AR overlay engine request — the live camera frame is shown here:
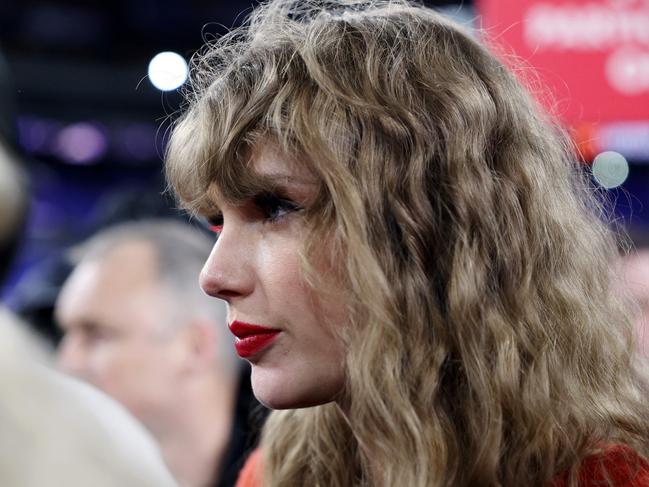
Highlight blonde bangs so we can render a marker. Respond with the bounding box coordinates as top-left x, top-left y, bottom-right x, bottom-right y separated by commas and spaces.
166, 30, 321, 211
